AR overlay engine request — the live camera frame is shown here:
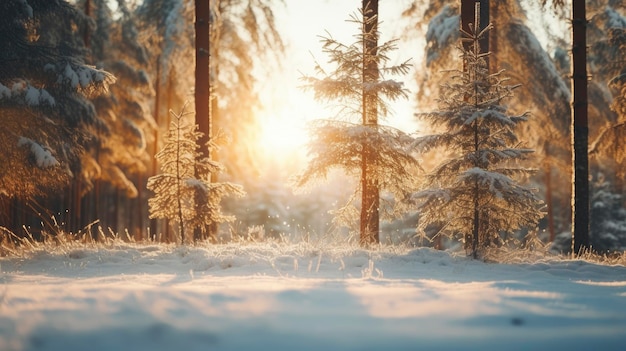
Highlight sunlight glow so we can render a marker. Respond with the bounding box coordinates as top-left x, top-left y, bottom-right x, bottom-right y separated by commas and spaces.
253, 0, 421, 171
258, 109, 308, 158
256, 86, 328, 166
